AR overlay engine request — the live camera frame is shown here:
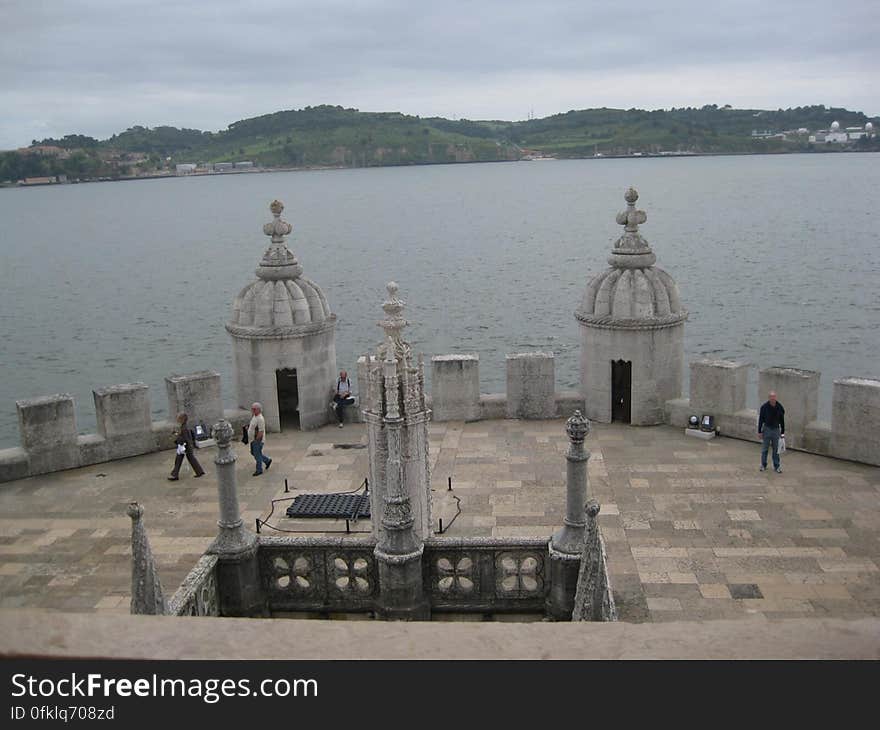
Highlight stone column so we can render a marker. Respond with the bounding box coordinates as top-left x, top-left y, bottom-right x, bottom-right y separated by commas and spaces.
374, 355, 429, 620
547, 410, 590, 620
207, 419, 263, 616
